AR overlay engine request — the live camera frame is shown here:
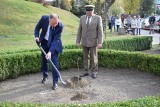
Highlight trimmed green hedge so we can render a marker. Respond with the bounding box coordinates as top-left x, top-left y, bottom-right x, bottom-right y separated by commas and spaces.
0, 96, 160, 107
0, 36, 152, 55
63, 36, 152, 51
0, 48, 39, 55
0, 51, 41, 80
0, 49, 160, 81
98, 50, 160, 74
